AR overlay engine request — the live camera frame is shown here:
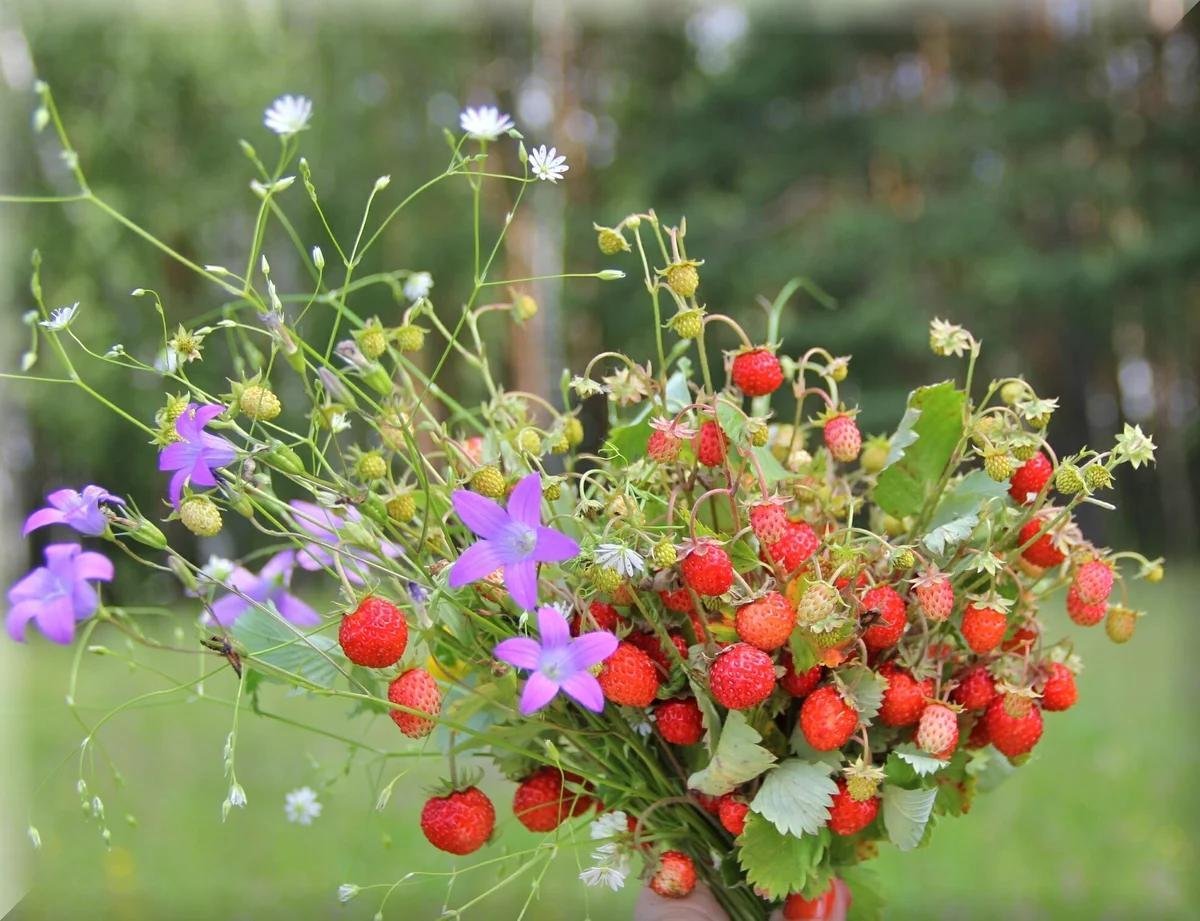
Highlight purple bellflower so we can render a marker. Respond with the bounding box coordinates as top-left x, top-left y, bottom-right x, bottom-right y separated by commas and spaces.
448, 473, 579, 610
23, 485, 121, 537
494, 606, 618, 714
207, 550, 320, 627
6, 543, 114, 644
158, 403, 238, 508
289, 500, 402, 584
